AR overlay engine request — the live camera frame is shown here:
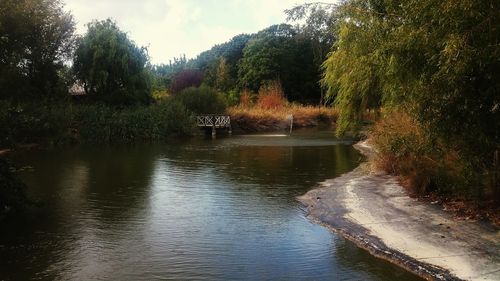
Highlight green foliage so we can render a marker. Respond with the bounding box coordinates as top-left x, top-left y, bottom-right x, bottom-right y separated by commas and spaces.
151, 55, 188, 92
324, 0, 500, 149
220, 89, 240, 107
174, 86, 227, 115
0, 158, 32, 219
0, 100, 195, 146
214, 58, 232, 92
193, 34, 251, 89
73, 19, 151, 106
0, 100, 73, 146
286, 2, 339, 104
74, 102, 194, 143
238, 24, 321, 103
155, 20, 335, 105
0, 0, 76, 99
152, 89, 170, 102
324, 0, 500, 201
